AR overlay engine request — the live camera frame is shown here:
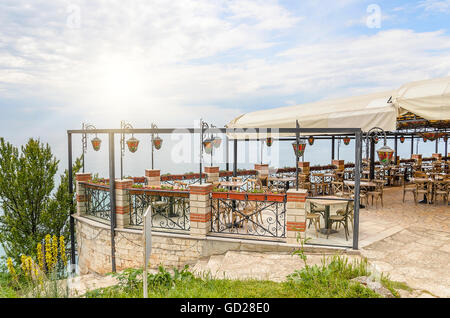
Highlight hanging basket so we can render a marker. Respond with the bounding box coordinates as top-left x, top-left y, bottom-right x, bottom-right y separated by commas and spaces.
213, 136, 222, 148
308, 136, 314, 146
399, 135, 405, 143
153, 136, 163, 150
127, 137, 140, 153
91, 137, 102, 151
203, 138, 213, 154
377, 145, 395, 166
292, 141, 306, 157
343, 137, 350, 145
266, 137, 273, 147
